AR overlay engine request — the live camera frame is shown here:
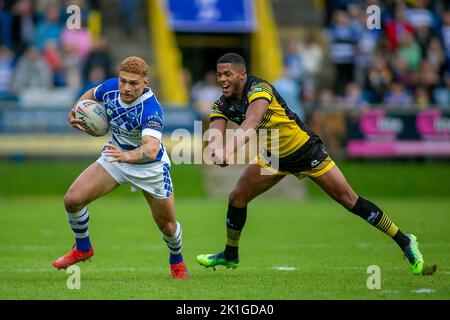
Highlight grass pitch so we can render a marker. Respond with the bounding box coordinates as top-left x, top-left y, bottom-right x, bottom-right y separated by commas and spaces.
0, 195, 448, 300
